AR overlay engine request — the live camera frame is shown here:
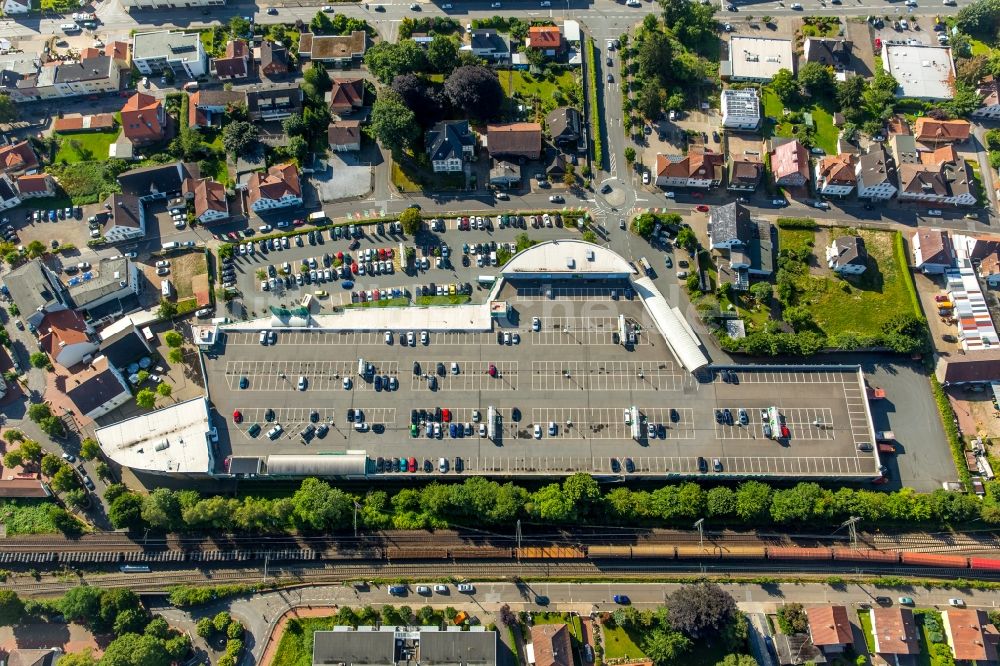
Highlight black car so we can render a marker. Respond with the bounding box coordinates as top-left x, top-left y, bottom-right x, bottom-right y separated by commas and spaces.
720, 369, 730, 383
301, 423, 316, 443
316, 423, 329, 439
374, 375, 383, 391
511, 407, 521, 421
434, 407, 442, 422
625, 458, 635, 473
715, 410, 724, 424
875, 596, 892, 606
310, 410, 319, 423
462, 255, 470, 267
656, 424, 666, 439
308, 230, 316, 245
698, 456, 708, 473
535, 595, 550, 606
670, 408, 679, 423
419, 409, 429, 423
413, 361, 421, 375
411, 409, 419, 424
437, 362, 446, 376
730, 371, 739, 385
611, 458, 621, 473
723, 409, 733, 425
391, 457, 400, 471
265, 408, 275, 422
455, 457, 464, 473
376, 457, 385, 473
424, 459, 432, 472
347, 408, 355, 422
